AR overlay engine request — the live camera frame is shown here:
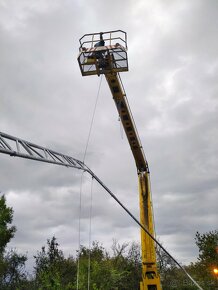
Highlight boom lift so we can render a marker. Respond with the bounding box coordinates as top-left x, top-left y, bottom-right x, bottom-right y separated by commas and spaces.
78, 30, 162, 290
